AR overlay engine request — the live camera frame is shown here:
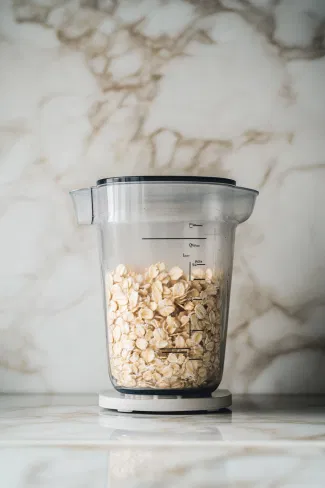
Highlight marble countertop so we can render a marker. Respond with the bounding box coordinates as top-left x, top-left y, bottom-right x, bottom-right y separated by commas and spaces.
1, 395, 325, 487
